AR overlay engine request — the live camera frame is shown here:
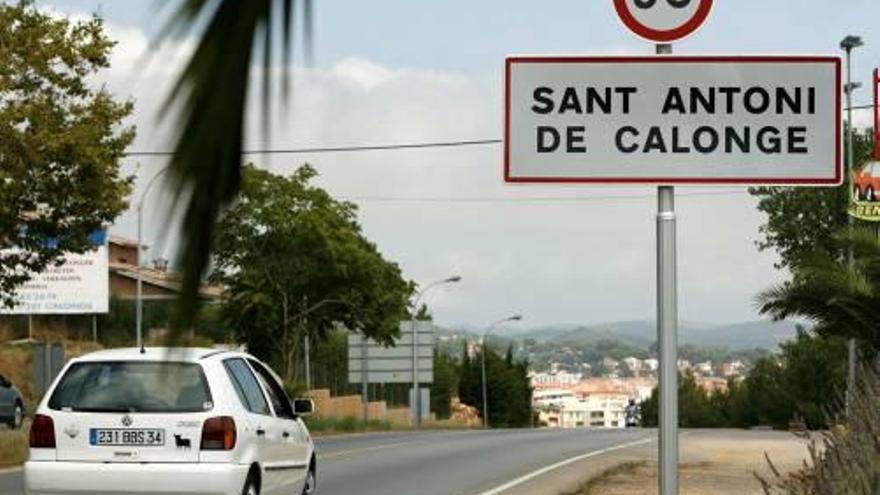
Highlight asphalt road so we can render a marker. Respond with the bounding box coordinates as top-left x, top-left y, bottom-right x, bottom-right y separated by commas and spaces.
0, 428, 653, 495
